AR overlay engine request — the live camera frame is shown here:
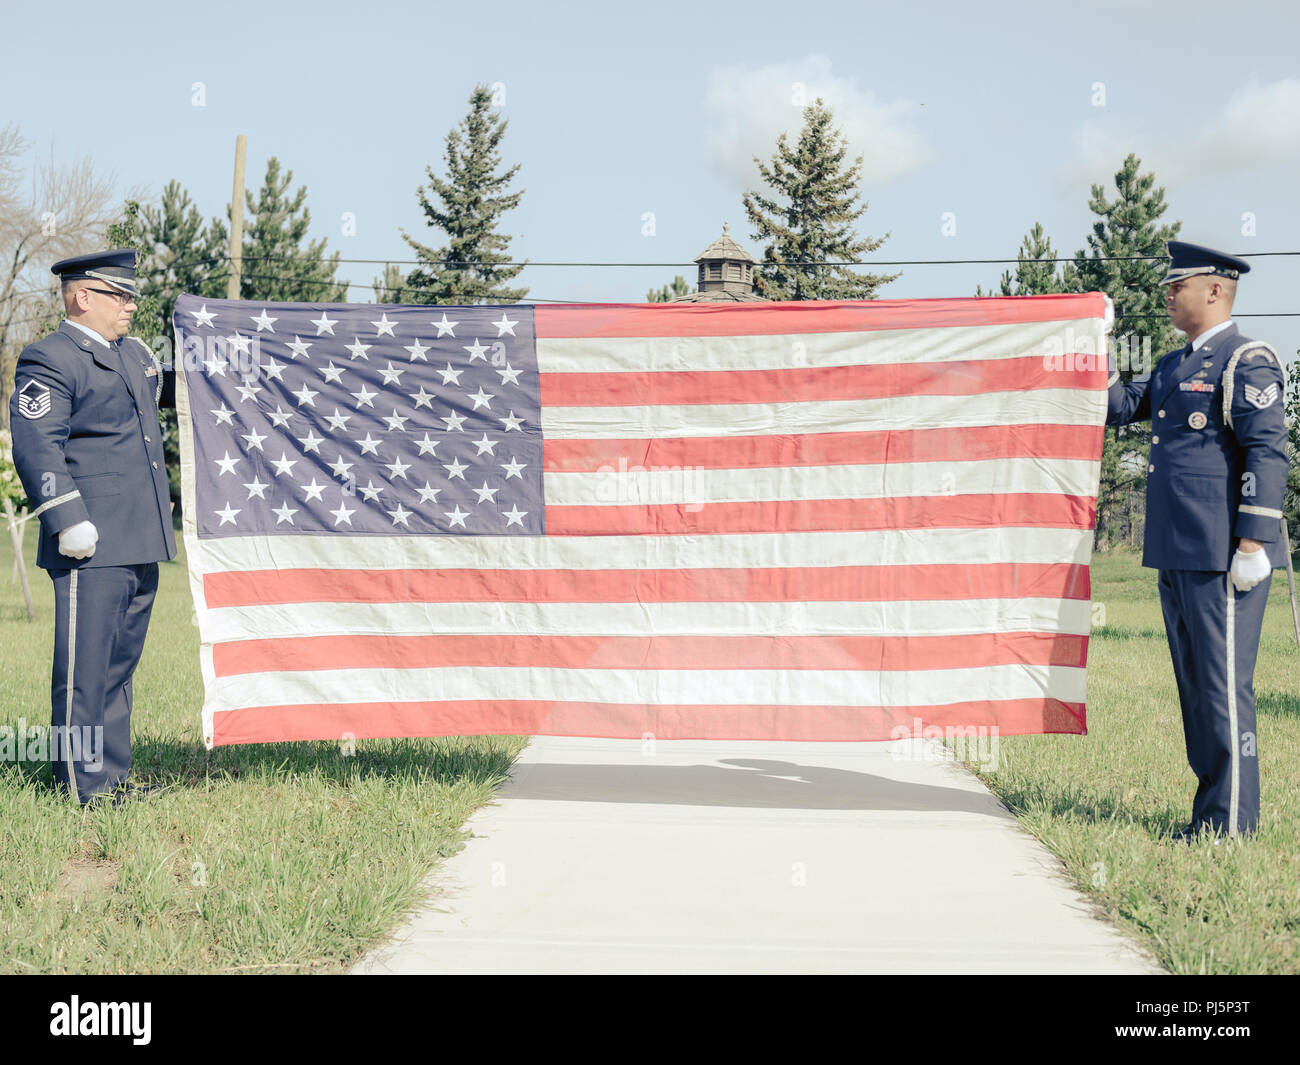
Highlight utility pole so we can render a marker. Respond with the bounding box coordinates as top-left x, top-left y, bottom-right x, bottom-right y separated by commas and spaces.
226, 135, 247, 300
